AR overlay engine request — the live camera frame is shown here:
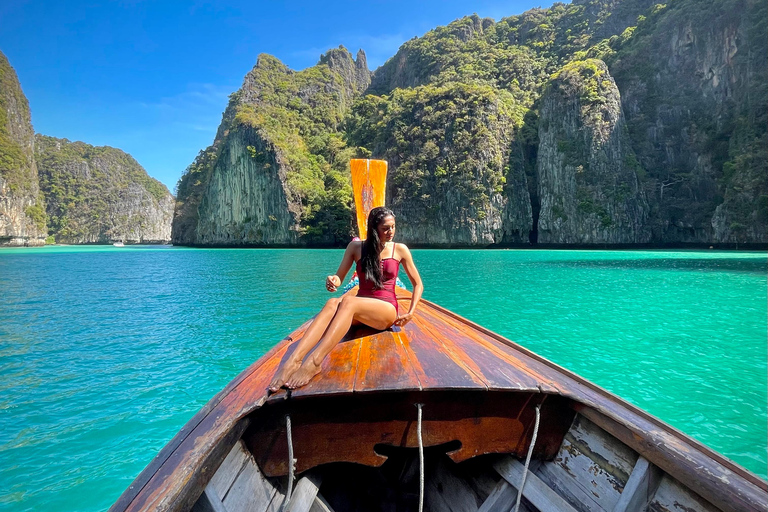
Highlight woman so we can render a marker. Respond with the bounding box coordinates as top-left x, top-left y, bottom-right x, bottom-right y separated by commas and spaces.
268, 207, 424, 391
